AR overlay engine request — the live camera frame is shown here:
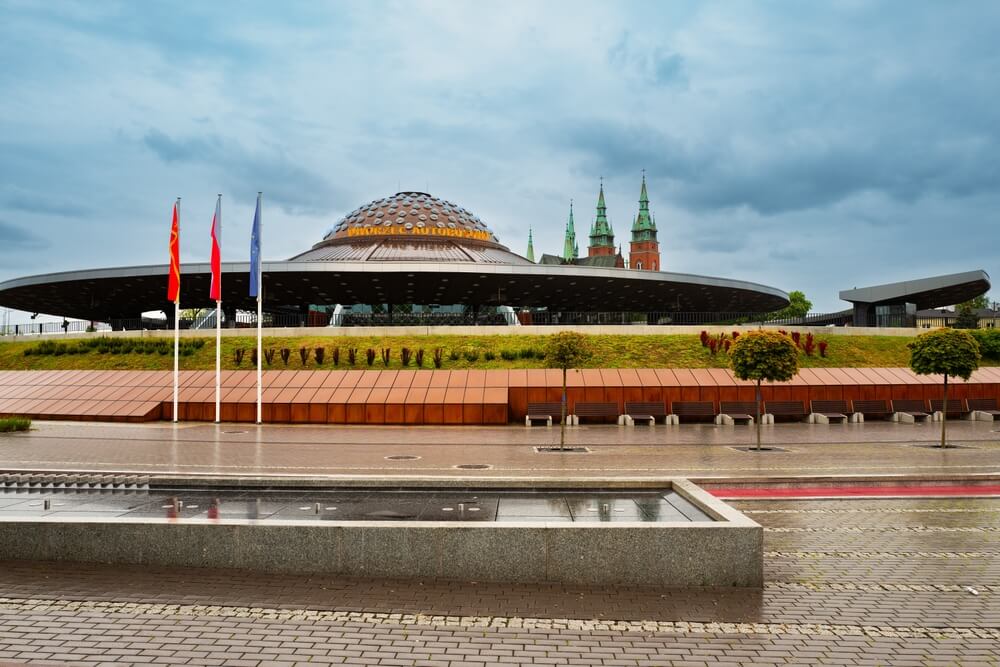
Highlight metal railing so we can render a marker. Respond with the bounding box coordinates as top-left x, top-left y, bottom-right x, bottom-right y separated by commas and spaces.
0, 310, 857, 335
